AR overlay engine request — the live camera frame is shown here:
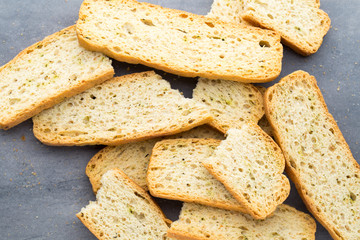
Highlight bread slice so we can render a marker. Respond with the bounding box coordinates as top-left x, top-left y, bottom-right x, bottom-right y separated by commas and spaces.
76, 0, 283, 83
241, 0, 331, 55
168, 203, 316, 240
33, 71, 212, 146
77, 169, 169, 239
0, 25, 114, 130
192, 78, 264, 133
147, 138, 247, 213
202, 124, 290, 219
86, 125, 224, 194
265, 70, 360, 240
